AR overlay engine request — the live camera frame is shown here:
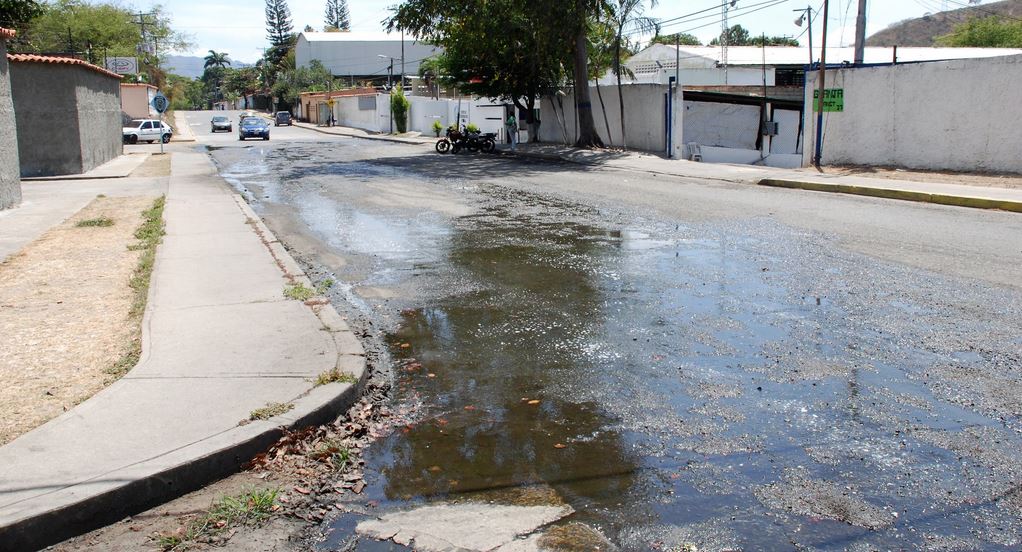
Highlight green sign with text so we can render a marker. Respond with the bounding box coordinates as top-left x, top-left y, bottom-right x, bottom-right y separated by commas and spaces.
813, 88, 844, 112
